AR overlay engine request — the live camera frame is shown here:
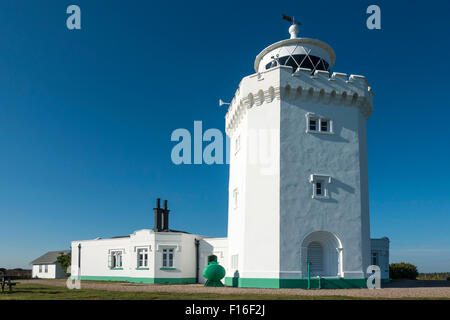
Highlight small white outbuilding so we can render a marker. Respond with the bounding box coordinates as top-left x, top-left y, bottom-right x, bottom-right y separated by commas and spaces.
30, 250, 70, 279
